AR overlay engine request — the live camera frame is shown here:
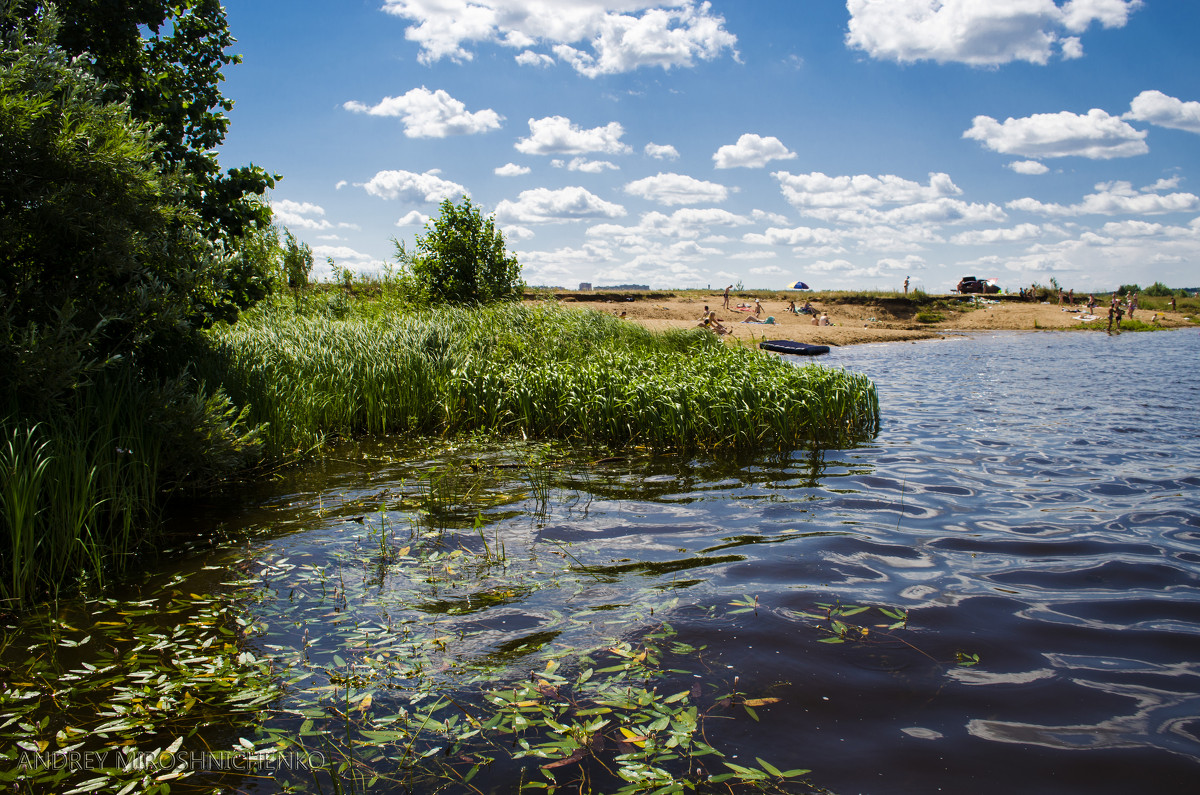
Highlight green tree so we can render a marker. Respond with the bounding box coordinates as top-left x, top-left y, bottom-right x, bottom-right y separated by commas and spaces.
282, 230, 314, 289
0, 11, 225, 409
398, 196, 523, 304
1, 0, 279, 320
